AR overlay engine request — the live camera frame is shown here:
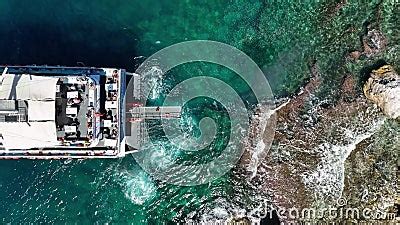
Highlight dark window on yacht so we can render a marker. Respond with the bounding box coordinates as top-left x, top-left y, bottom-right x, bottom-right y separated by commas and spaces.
4, 115, 18, 122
